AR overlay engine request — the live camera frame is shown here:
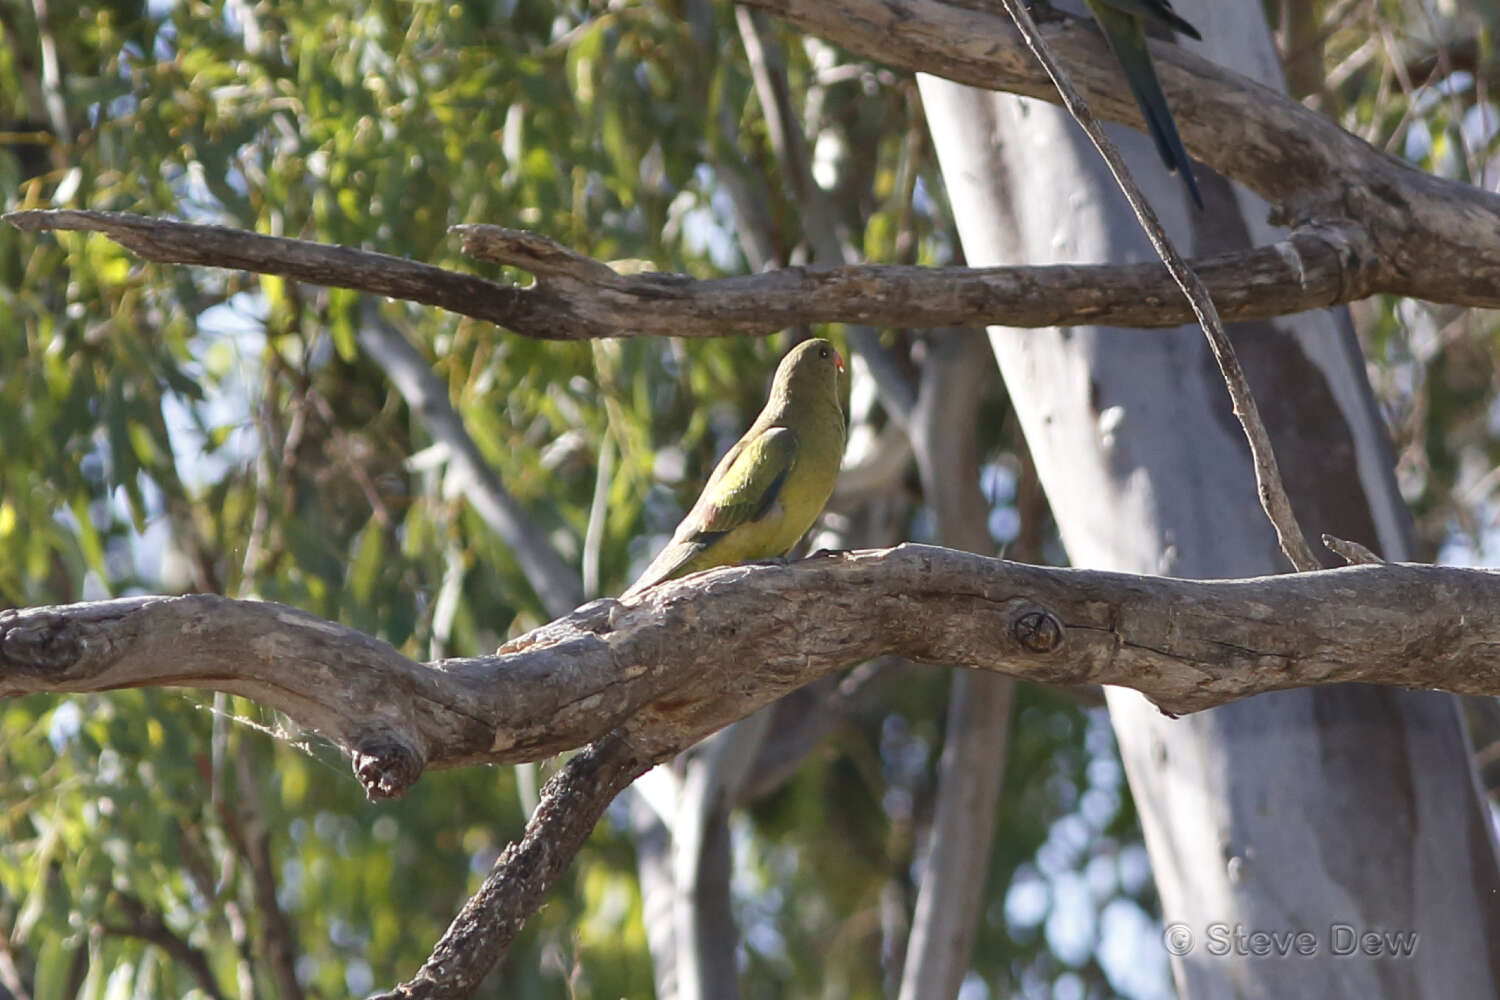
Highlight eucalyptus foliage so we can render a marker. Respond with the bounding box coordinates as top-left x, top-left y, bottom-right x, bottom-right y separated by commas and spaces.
1, 1, 1494, 998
